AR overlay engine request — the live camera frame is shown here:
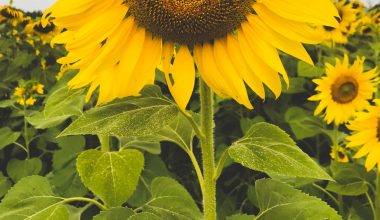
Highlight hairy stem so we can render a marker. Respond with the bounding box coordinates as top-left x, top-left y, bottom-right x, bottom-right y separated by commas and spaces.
199, 79, 216, 220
